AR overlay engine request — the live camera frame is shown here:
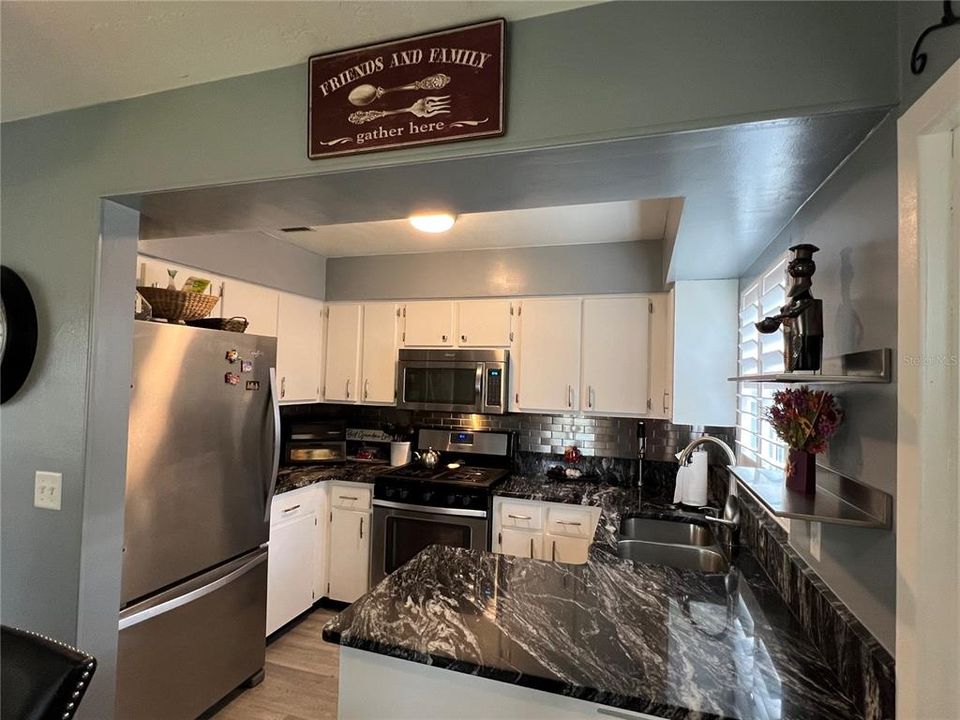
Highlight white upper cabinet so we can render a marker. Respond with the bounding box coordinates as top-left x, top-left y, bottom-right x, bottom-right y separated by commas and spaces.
647, 291, 674, 419
672, 280, 738, 426
581, 297, 650, 416
276, 293, 323, 404
516, 298, 582, 413
361, 303, 398, 404
221, 279, 279, 336
323, 303, 362, 403
401, 301, 455, 347
456, 300, 513, 347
